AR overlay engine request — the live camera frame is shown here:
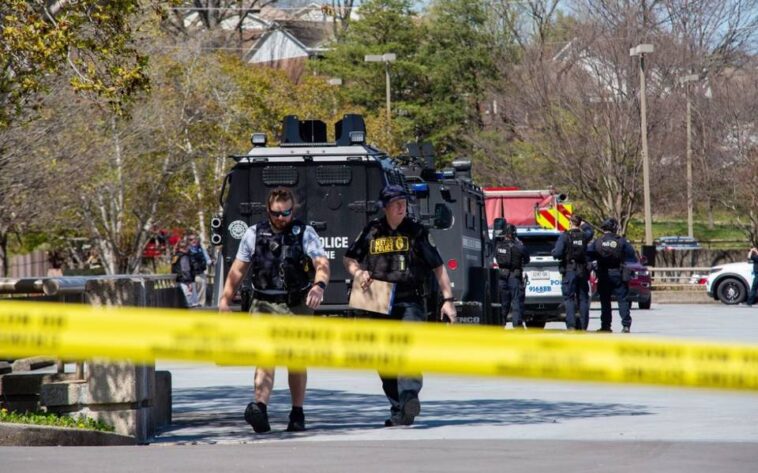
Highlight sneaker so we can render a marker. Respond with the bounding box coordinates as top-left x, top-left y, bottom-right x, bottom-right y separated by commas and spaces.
622, 326, 631, 333
286, 408, 306, 432
596, 327, 612, 333
244, 402, 271, 433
